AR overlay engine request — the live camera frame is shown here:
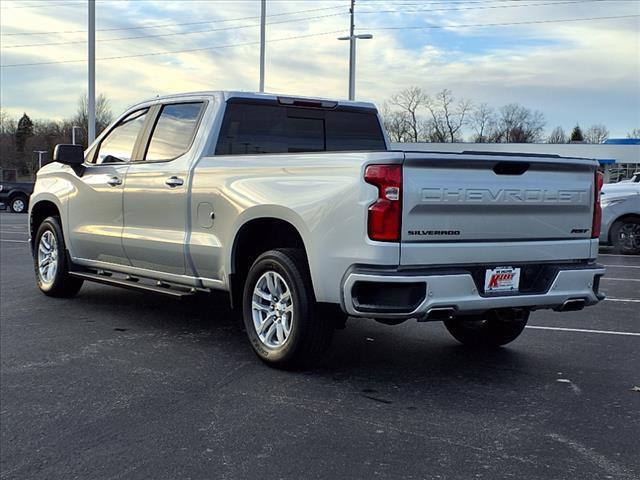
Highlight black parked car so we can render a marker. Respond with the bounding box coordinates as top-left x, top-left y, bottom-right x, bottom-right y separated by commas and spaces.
0, 182, 34, 213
